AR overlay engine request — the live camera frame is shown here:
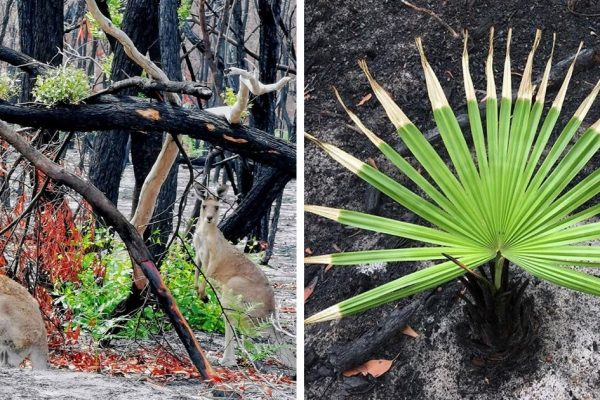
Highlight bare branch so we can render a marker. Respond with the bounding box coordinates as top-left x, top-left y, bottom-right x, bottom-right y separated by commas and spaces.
88, 77, 212, 100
